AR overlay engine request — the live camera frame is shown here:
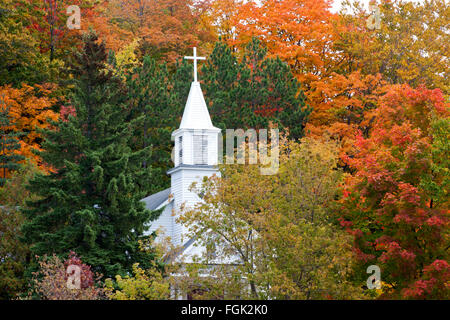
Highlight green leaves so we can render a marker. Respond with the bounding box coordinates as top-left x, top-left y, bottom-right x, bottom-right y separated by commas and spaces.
0, 98, 24, 185
424, 117, 450, 208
